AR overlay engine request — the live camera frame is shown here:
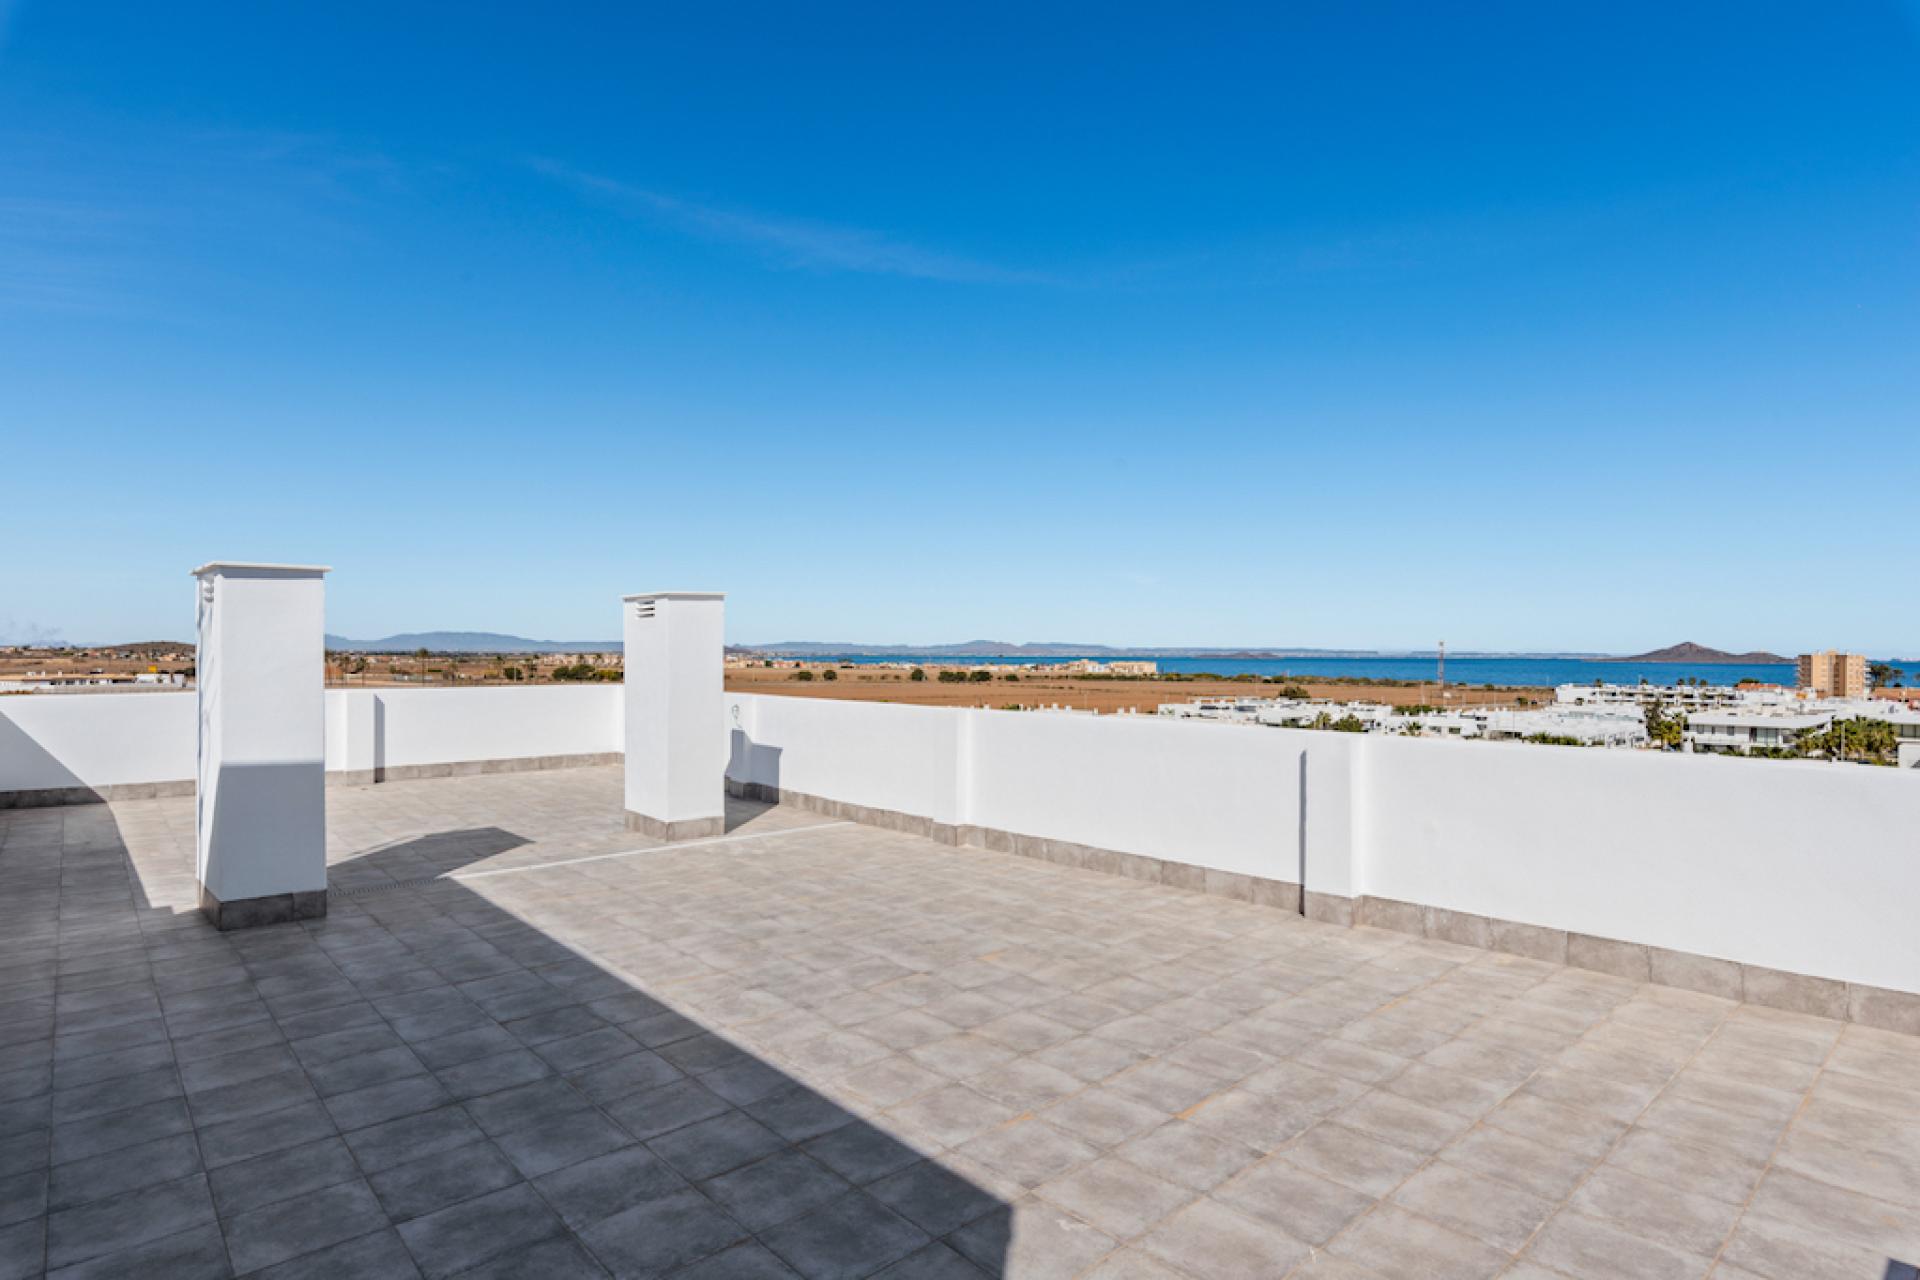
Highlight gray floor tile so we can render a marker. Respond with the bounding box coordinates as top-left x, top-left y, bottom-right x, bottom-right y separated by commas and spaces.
342, 1104, 484, 1174
1138, 1197, 1311, 1280
649, 1111, 786, 1181
47, 1135, 200, 1219
802, 1120, 928, 1185
397, 1182, 566, 1280
207, 1136, 361, 1218
1212, 1156, 1375, 1246
368, 1140, 522, 1222
606, 1078, 733, 1142
0, 1214, 40, 1280
700, 1151, 852, 1232
222, 1177, 387, 1274
324, 1074, 451, 1131
199, 1100, 337, 1169
51, 1096, 192, 1164
11, 769, 1918, 1280
670, 1241, 802, 1279
760, 1189, 930, 1280
455, 1233, 608, 1279
867, 1159, 1002, 1237
248, 1227, 422, 1280
45, 1172, 216, 1270
305, 1045, 428, 1098
493, 1108, 632, 1178
1037, 1155, 1193, 1239
463, 1077, 592, 1137
435, 1048, 552, 1099
40, 1221, 228, 1280
577, 1187, 746, 1277
531, 1145, 689, 1231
